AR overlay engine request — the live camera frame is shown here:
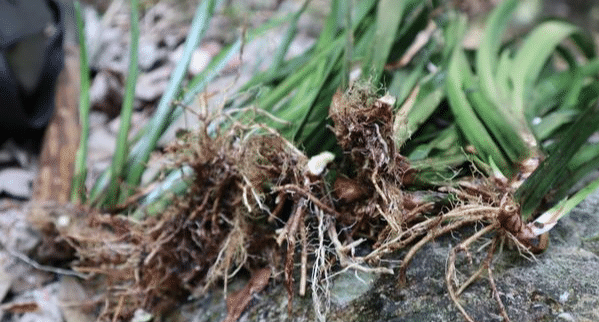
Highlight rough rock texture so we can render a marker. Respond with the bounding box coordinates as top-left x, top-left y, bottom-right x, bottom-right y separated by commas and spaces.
179, 190, 599, 322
